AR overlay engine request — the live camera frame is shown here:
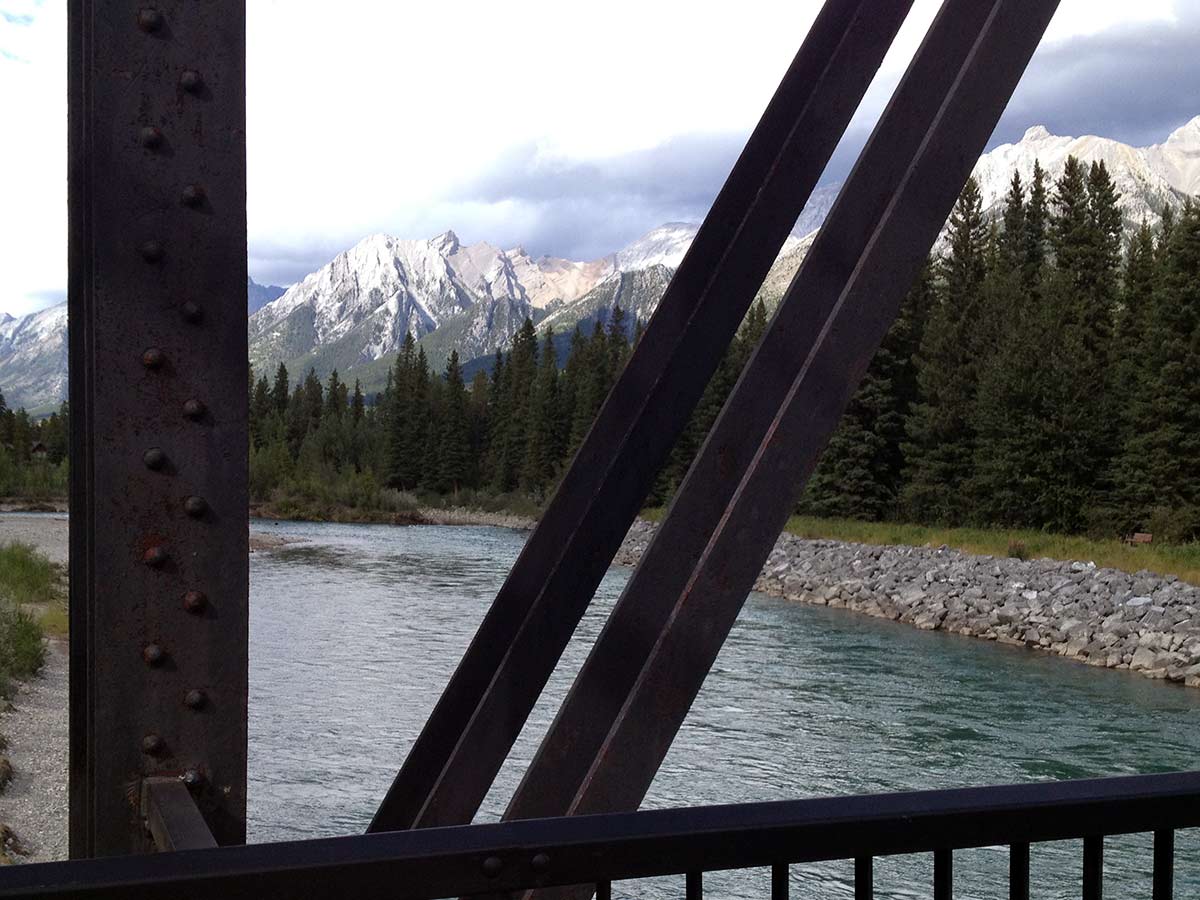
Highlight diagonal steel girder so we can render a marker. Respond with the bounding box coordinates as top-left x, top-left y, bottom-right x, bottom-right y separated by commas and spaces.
504, 0, 1063, 834
368, 0, 915, 832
